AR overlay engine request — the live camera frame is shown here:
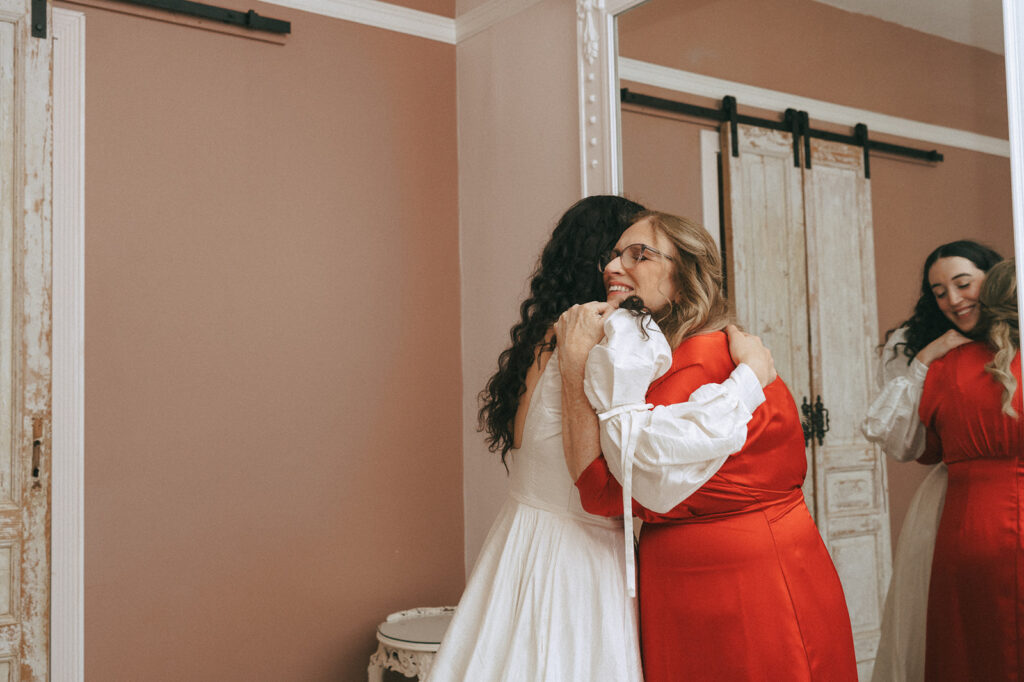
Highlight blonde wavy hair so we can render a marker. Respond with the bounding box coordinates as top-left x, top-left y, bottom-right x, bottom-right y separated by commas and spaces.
634, 210, 731, 347
978, 259, 1020, 418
